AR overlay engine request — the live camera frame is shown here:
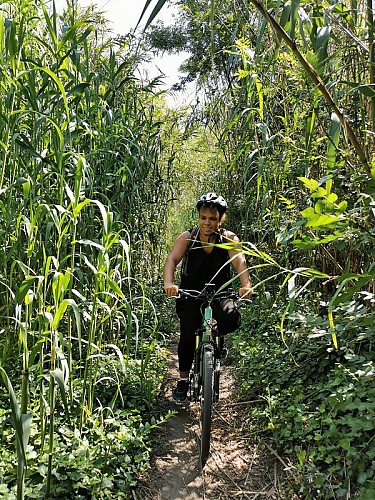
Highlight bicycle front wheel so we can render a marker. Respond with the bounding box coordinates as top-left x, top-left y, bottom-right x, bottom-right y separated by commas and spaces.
200, 348, 213, 466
